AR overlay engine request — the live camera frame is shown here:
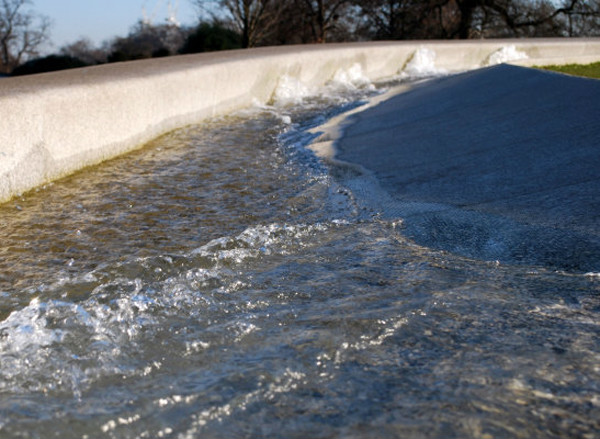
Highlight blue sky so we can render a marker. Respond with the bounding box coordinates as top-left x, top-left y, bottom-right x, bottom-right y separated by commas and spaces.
34, 0, 201, 51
